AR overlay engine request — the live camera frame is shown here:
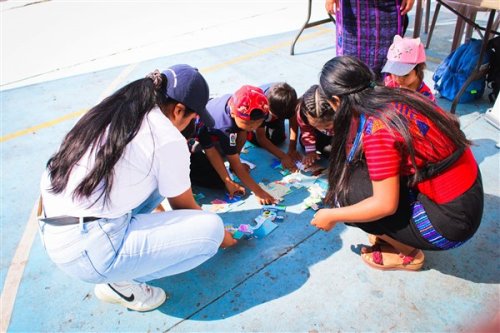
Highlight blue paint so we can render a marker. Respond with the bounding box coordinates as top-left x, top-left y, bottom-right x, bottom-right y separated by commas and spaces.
3, 21, 499, 333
